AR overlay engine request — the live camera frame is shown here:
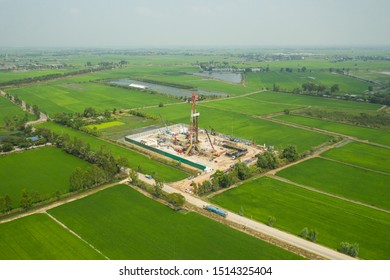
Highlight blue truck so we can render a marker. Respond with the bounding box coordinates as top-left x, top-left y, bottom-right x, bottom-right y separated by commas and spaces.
203, 205, 228, 218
